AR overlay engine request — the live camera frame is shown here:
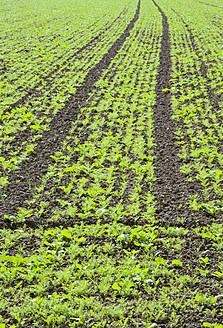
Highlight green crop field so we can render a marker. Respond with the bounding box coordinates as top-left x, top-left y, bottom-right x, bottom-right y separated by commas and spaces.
0, 0, 223, 326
